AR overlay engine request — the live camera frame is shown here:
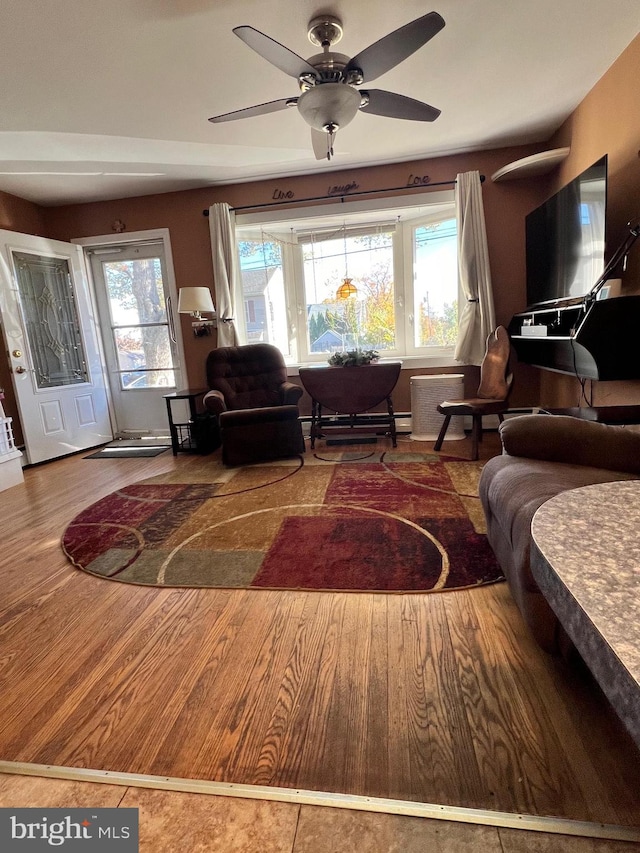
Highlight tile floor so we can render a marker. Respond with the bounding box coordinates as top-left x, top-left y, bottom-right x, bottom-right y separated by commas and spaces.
0, 773, 636, 852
